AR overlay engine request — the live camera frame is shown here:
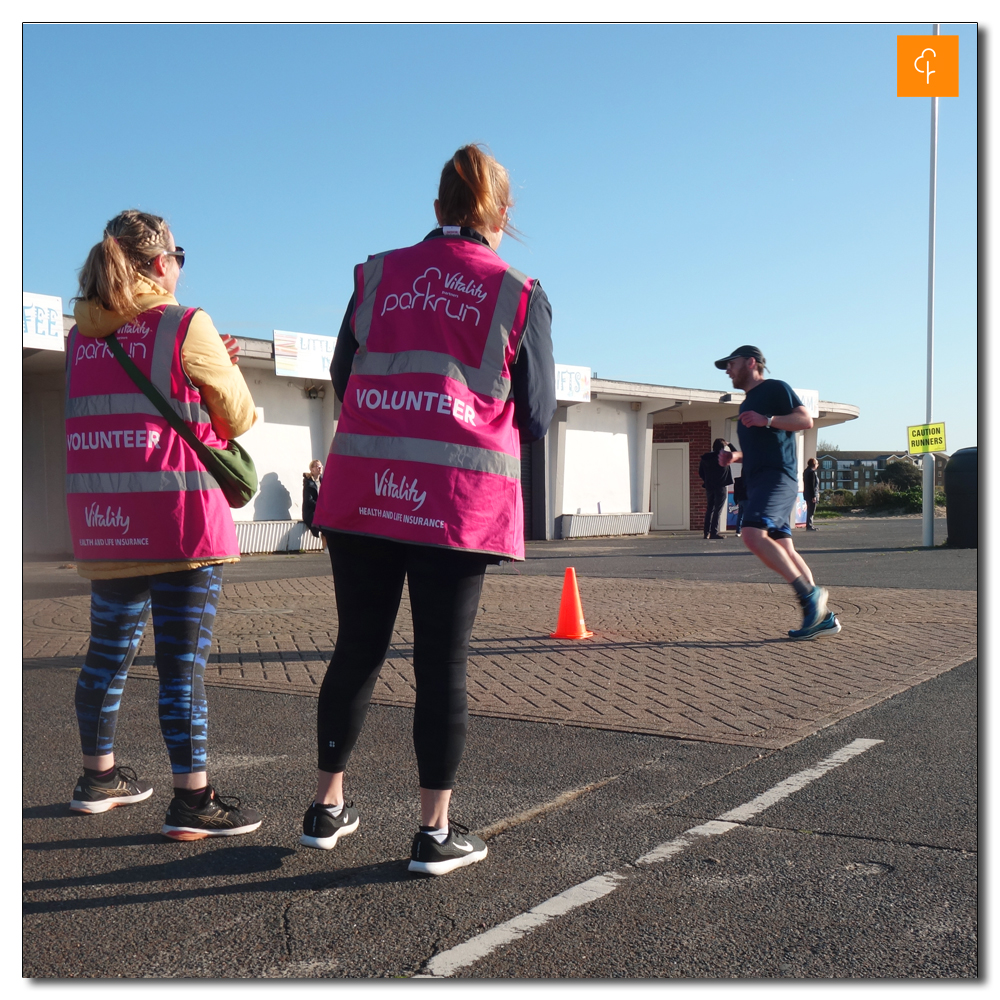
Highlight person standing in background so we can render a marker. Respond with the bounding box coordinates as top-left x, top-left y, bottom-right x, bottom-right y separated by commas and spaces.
803, 457, 820, 530
302, 459, 326, 551
733, 473, 747, 537
698, 438, 734, 539
65, 209, 263, 840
